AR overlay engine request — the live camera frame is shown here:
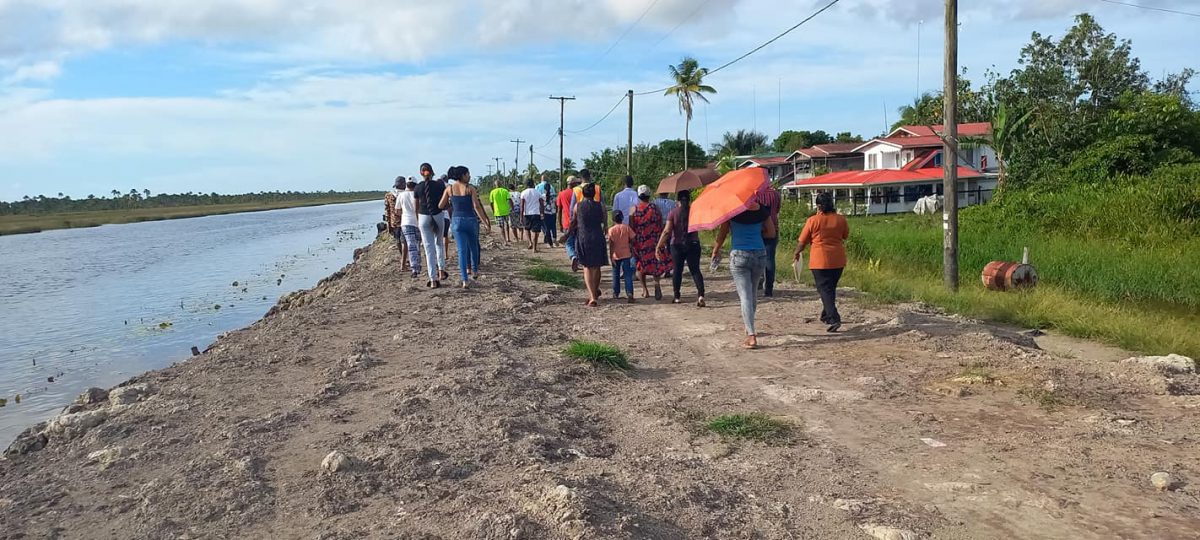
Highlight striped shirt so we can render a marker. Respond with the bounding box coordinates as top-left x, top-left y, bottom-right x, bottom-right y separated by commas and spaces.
758, 187, 782, 238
